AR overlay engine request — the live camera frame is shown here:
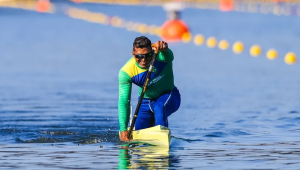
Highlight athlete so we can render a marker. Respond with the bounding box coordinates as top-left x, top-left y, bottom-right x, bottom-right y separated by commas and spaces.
118, 36, 181, 141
